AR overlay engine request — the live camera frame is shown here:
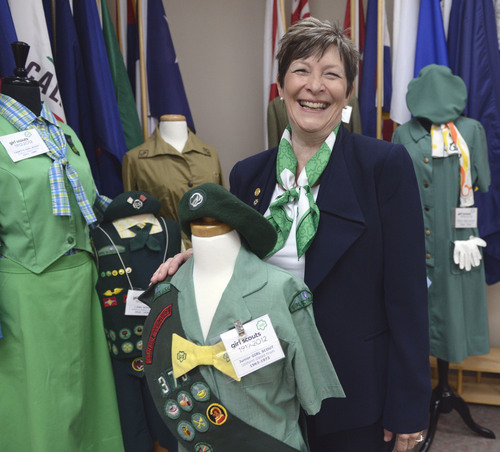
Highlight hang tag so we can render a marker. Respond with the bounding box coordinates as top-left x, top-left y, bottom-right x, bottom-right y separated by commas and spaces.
0, 129, 50, 162
124, 289, 150, 316
342, 105, 352, 124
453, 207, 477, 229
220, 314, 284, 379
